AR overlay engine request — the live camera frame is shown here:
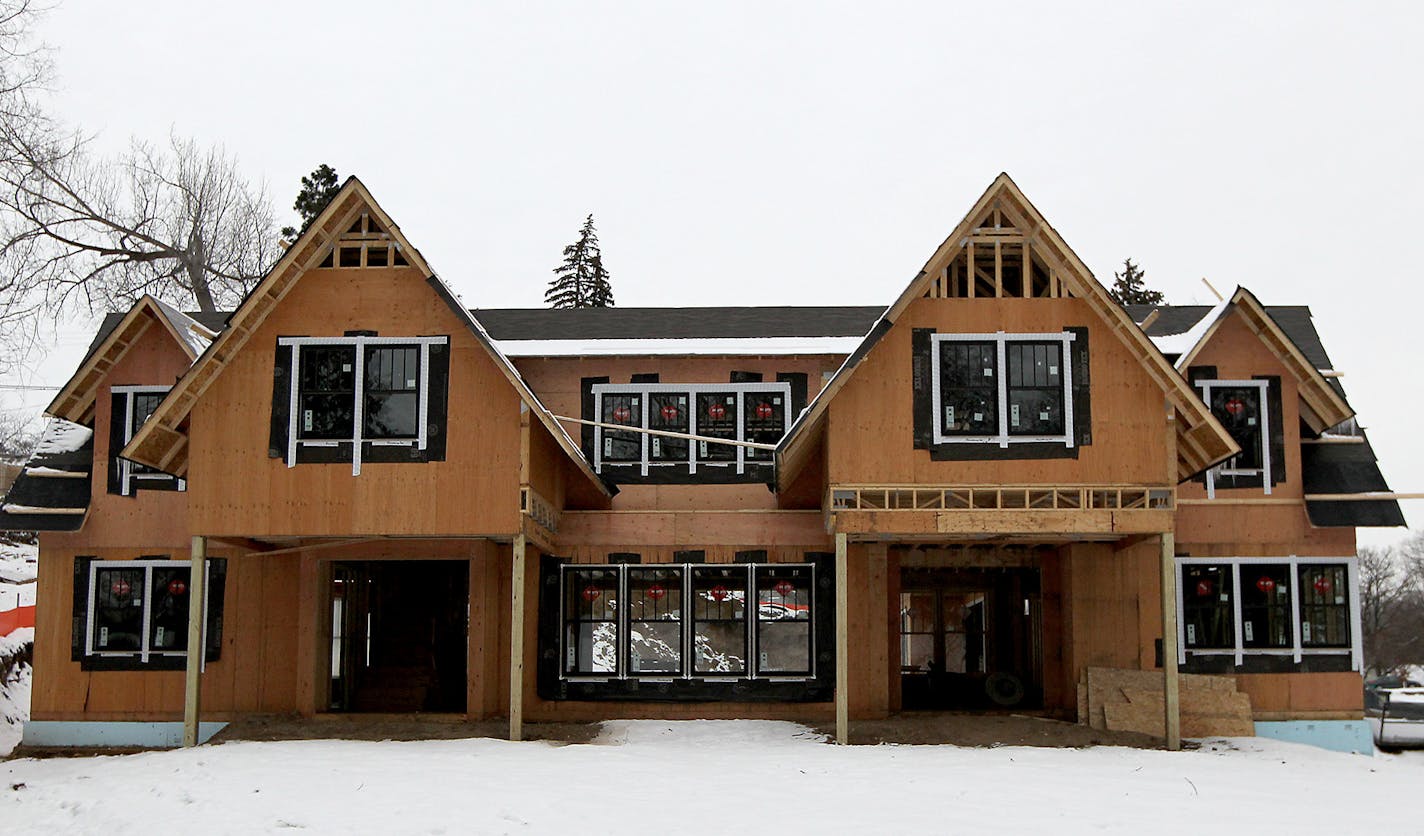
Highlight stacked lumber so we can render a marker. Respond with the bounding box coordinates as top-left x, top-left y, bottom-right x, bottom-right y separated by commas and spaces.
1078, 667, 1254, 738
